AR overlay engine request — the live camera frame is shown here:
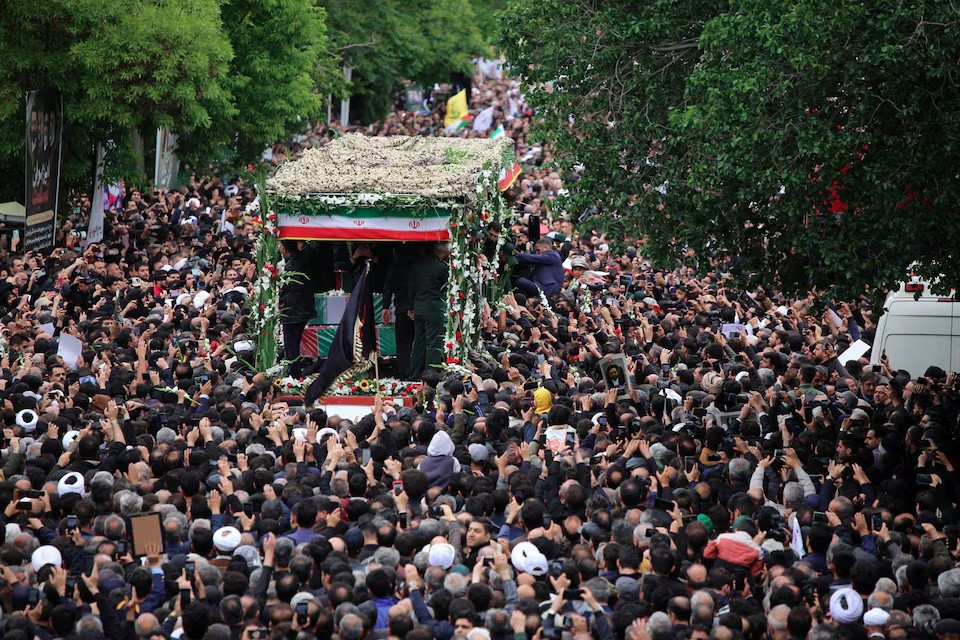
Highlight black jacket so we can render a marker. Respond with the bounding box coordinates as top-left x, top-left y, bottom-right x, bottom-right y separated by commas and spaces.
279, 247, 317, 325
